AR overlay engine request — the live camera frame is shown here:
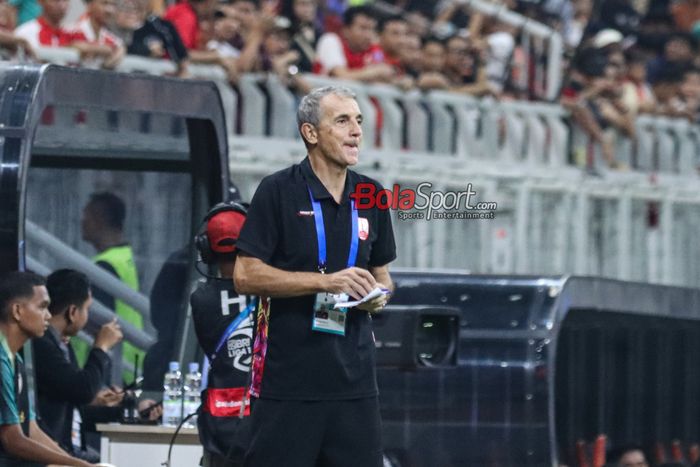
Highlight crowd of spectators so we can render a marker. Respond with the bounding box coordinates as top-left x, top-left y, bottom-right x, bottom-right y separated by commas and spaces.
0, 0, 699, 166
